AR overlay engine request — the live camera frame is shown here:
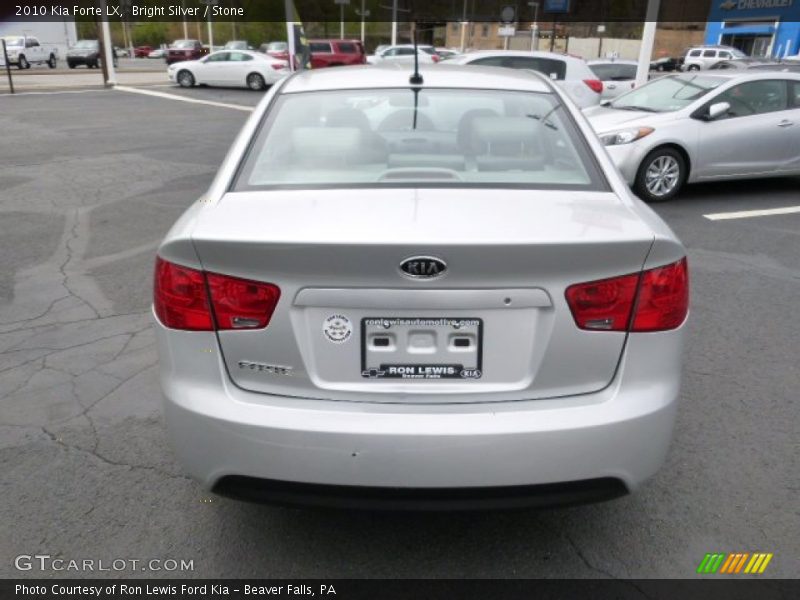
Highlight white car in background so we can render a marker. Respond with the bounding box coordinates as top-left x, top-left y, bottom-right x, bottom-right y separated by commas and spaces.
168, 50, 289, 90
367, 44, 440, 65
588, 59, 639, 100
683, 45, 746, 71
445, 50, 602, 108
